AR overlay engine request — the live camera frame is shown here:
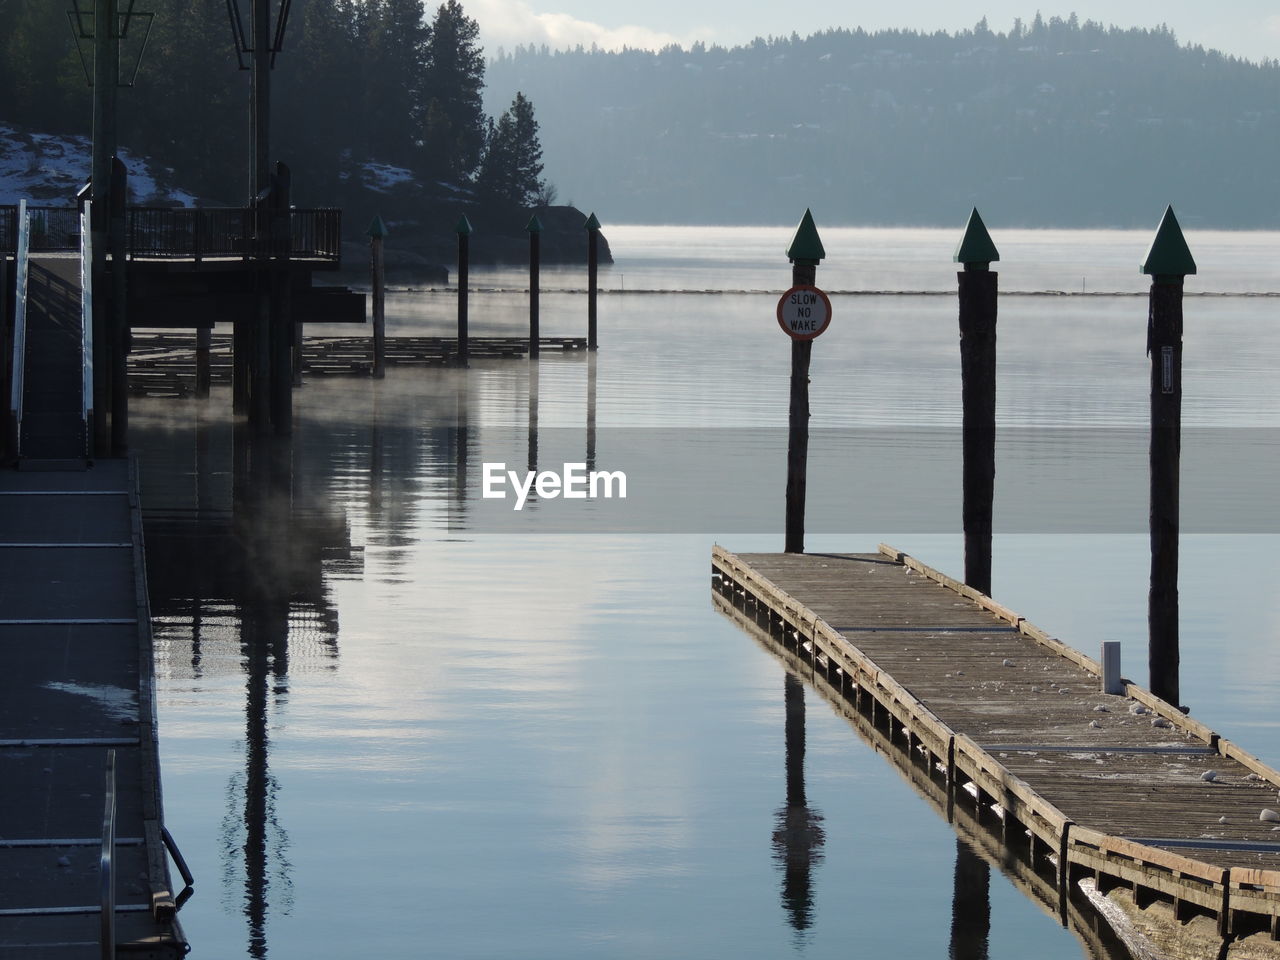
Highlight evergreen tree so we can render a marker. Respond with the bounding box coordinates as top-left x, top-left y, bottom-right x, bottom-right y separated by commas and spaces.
361, 0, 429, 165
477, 92, 544, 205
420, 0, 485, 183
